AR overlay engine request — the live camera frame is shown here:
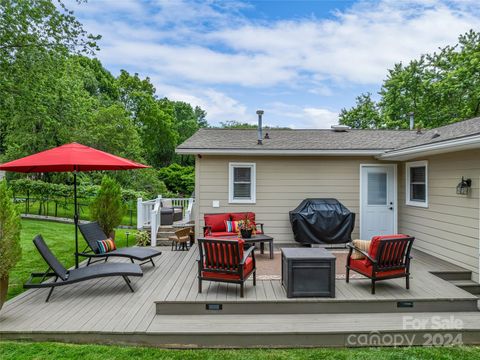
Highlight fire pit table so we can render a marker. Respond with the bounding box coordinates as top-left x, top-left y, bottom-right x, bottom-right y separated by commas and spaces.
281, 247, 336, 298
